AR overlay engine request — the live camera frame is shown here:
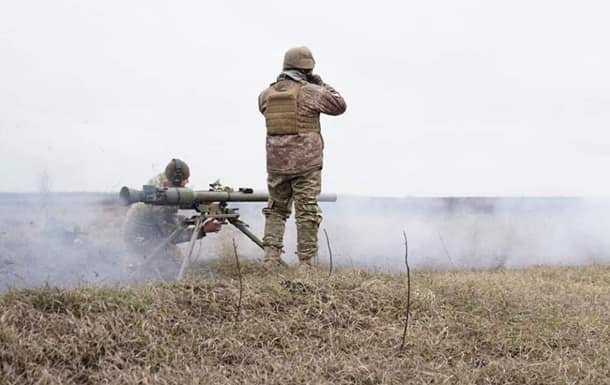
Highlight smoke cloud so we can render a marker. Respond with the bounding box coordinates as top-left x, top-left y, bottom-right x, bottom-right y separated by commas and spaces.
1, 193, 608, 293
